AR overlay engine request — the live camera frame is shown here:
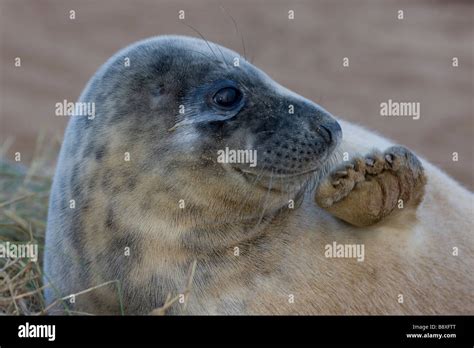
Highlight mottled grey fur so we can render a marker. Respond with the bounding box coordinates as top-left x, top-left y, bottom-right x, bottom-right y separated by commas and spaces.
44, 36, 341, 314
44, 36, 472, 315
